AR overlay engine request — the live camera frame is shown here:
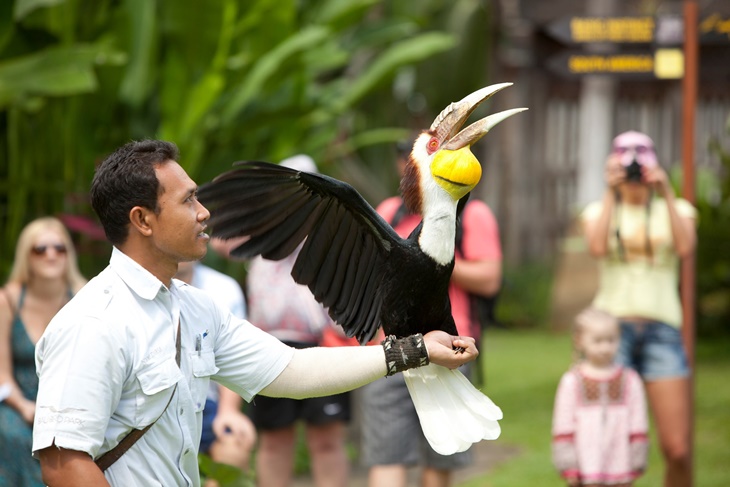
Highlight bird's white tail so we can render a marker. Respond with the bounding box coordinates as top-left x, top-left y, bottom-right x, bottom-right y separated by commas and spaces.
403, 363, 502, 455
